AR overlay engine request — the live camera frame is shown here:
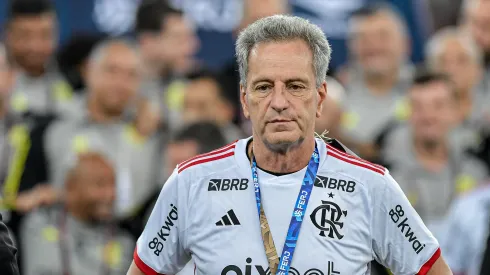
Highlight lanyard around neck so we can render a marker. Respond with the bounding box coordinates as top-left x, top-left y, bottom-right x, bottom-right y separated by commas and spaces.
250, 142, 320, 274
